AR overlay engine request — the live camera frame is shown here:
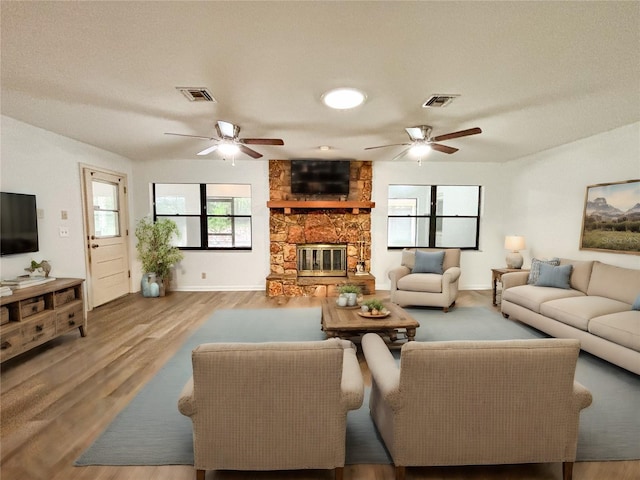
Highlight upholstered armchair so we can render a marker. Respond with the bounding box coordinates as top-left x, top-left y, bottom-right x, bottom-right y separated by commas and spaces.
361, 333, 592, 480
178, 339, 364, 480
388, 248, 461, 312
